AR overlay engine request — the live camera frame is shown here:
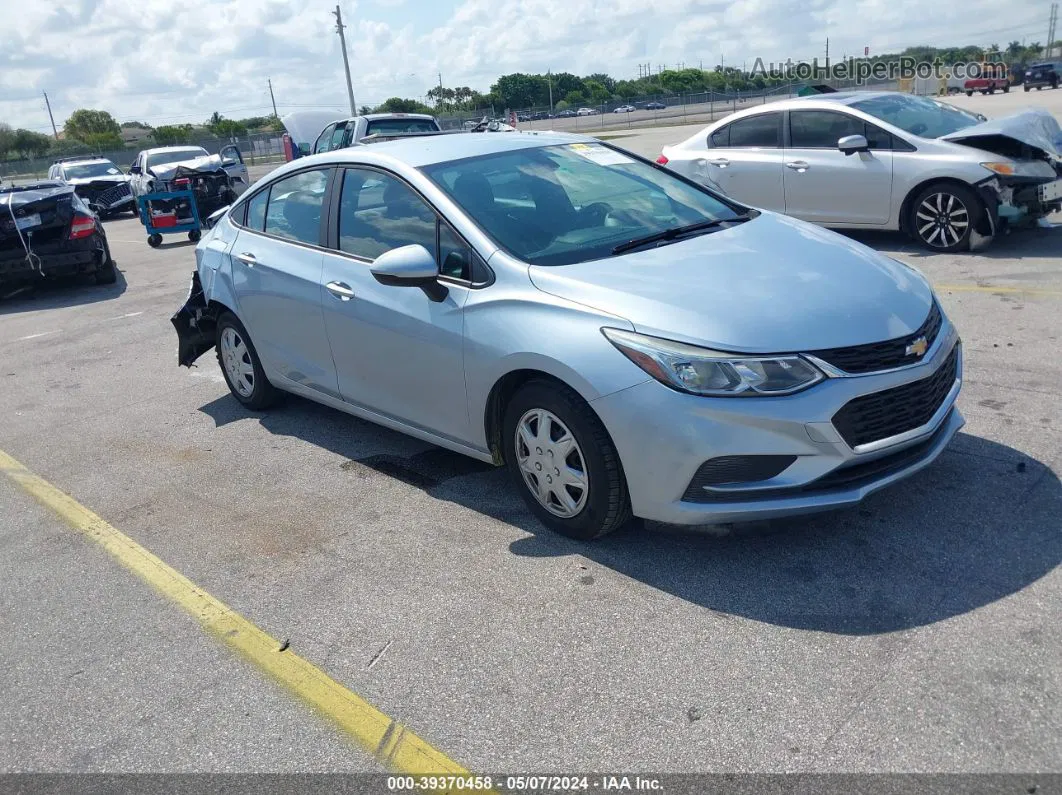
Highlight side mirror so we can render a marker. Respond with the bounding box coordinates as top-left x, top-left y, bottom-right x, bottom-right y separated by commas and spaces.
838, 134, 869, 155
128, 164, 141, 174
370, 244, 448, 302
